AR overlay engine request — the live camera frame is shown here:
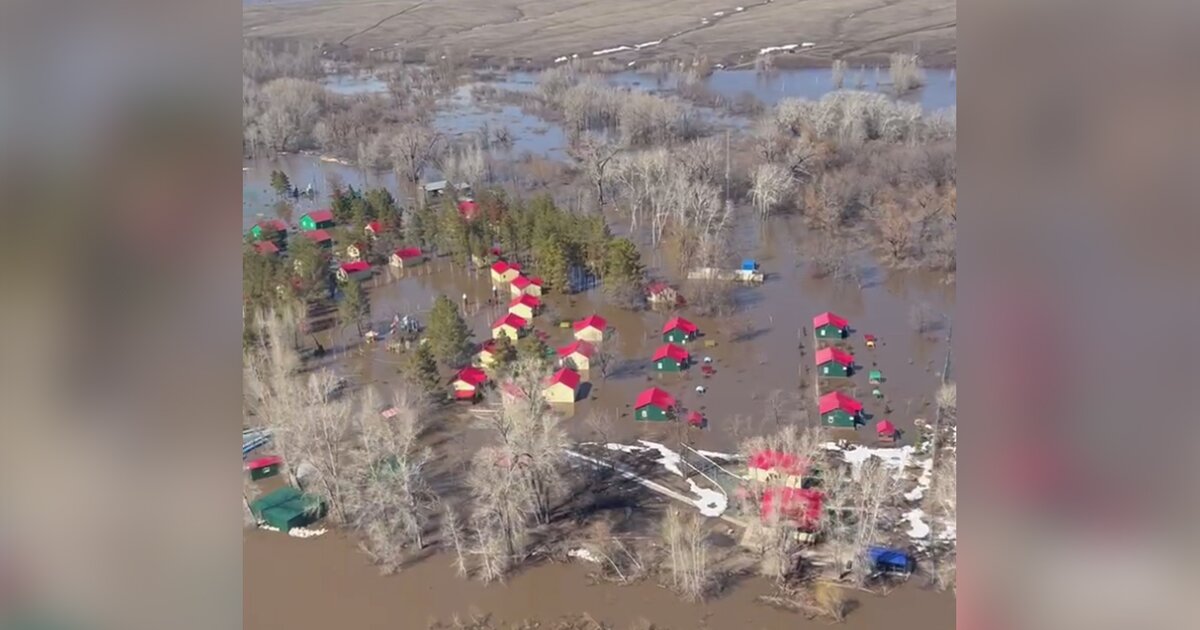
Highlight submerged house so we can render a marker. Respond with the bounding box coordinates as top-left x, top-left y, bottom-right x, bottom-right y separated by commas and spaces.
813, 312, 849, 339
249, 219, 288, 243
507, 293, 542, 321
818, 391, 863, 428
634, 387, 677, 421
557, 340, 595, 372
542, 368, 581, 405
336, 261, 372, 283
490, 260, 522, 284
573, 315, 607, 344
253, 240, 280, 256
652, 343, 690, 372
452, 367, 489, 402
302, 229, 333, 249
662, 316, 699, 344
299, 209, 335, 232
491, 313, 528, 340
510, 275, 545, 298
389, 247, 425, 268
645, 281, 682, 306
815, 347, 855, 378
